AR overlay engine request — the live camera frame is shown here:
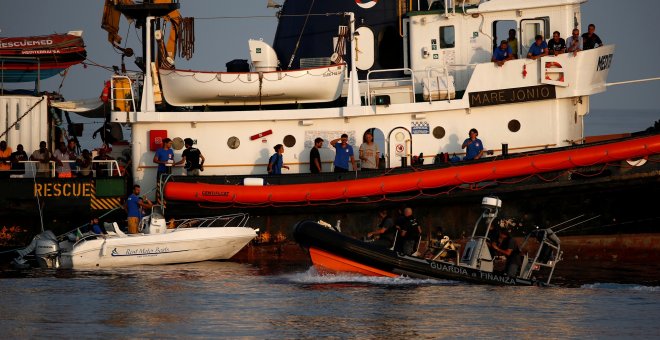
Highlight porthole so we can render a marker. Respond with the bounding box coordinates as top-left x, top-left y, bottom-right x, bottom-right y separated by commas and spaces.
171, 137, 184, 150
227, 136, 240, 149
432, 126, 446, 139
508, 119, 521, 132
283, 135, 296, 148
